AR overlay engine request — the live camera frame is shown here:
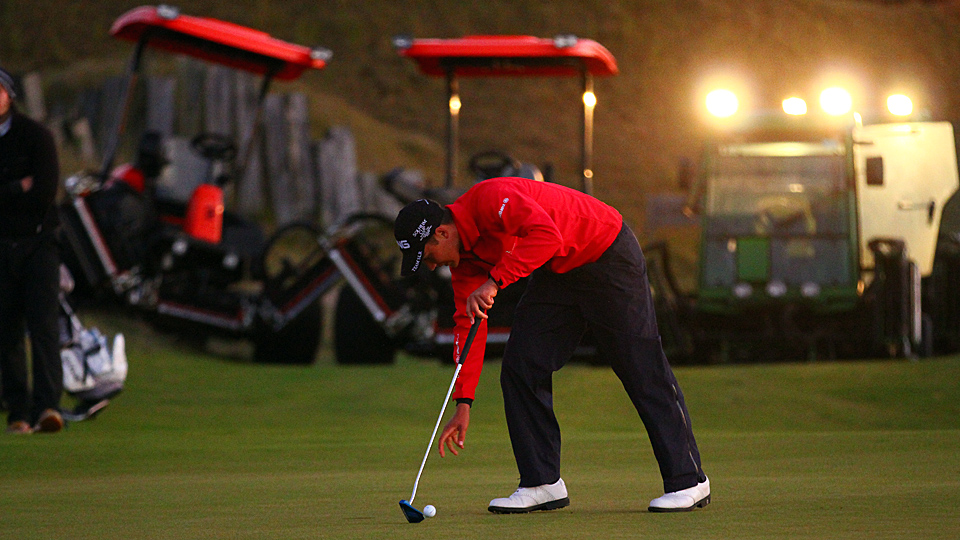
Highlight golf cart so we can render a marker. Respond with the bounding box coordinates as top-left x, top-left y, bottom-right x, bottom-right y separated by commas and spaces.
330, 34, 618, 364
58, 5, 337, 364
